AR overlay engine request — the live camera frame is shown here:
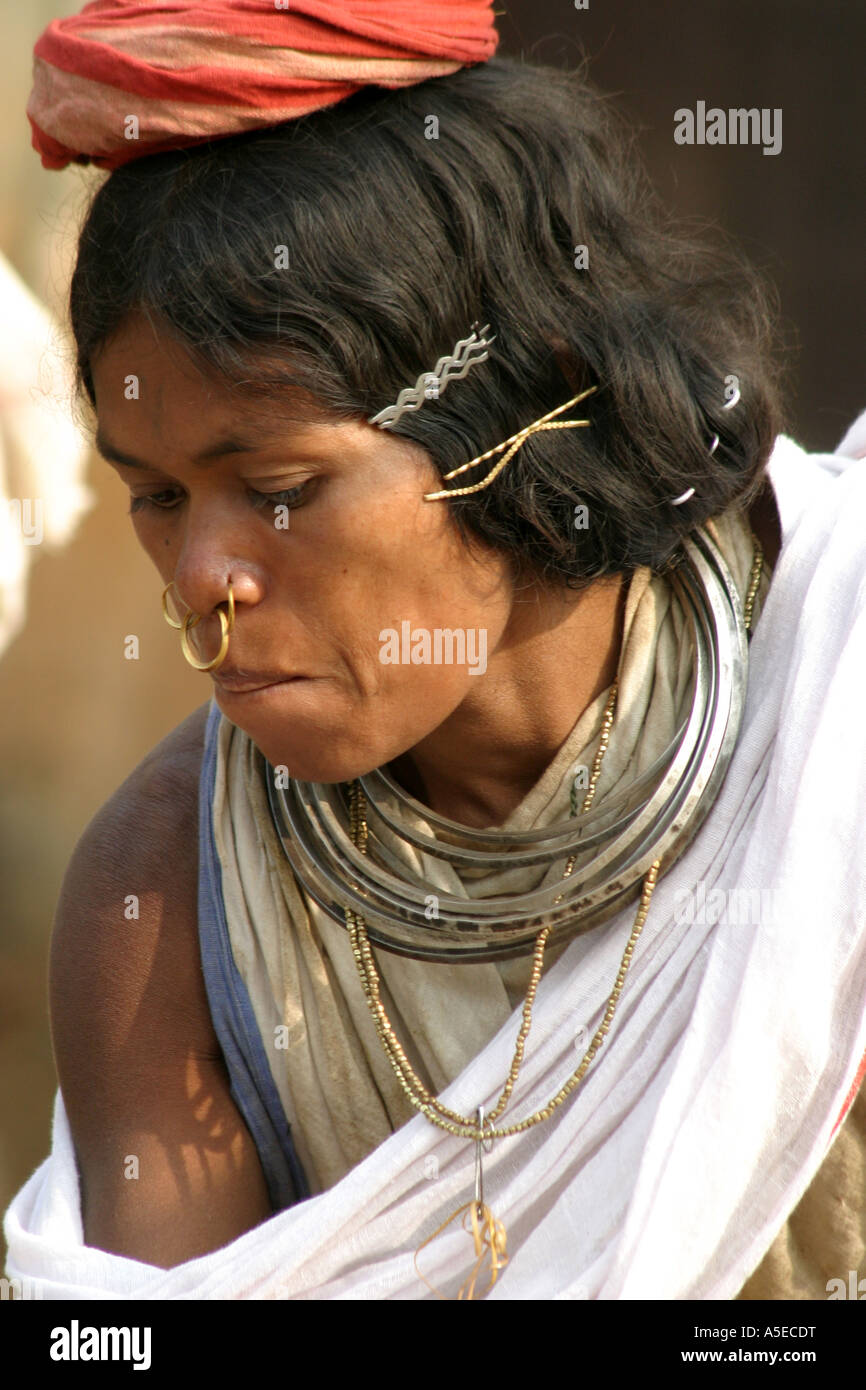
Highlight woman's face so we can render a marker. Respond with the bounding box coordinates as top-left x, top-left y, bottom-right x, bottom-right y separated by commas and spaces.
90, 312, 515, 781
